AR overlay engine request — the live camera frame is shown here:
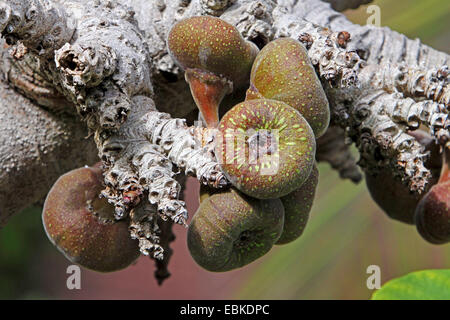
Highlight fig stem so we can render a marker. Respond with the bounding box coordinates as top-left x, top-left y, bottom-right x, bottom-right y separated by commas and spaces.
185, 68, 232, 128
